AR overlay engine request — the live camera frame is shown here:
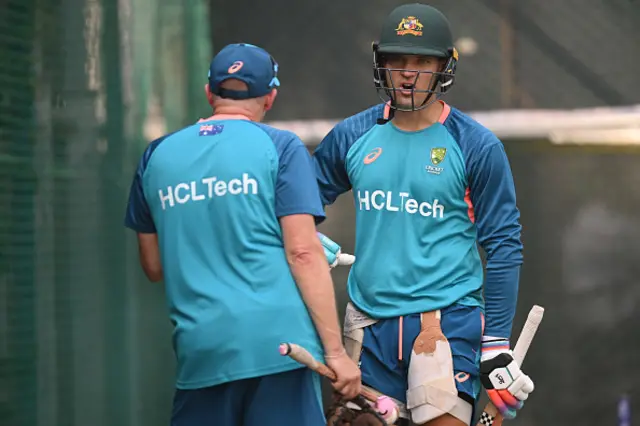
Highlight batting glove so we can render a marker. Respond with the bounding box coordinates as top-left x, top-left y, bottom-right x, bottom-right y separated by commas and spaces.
480, 337, 535, 420
317, 232, 355, 269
